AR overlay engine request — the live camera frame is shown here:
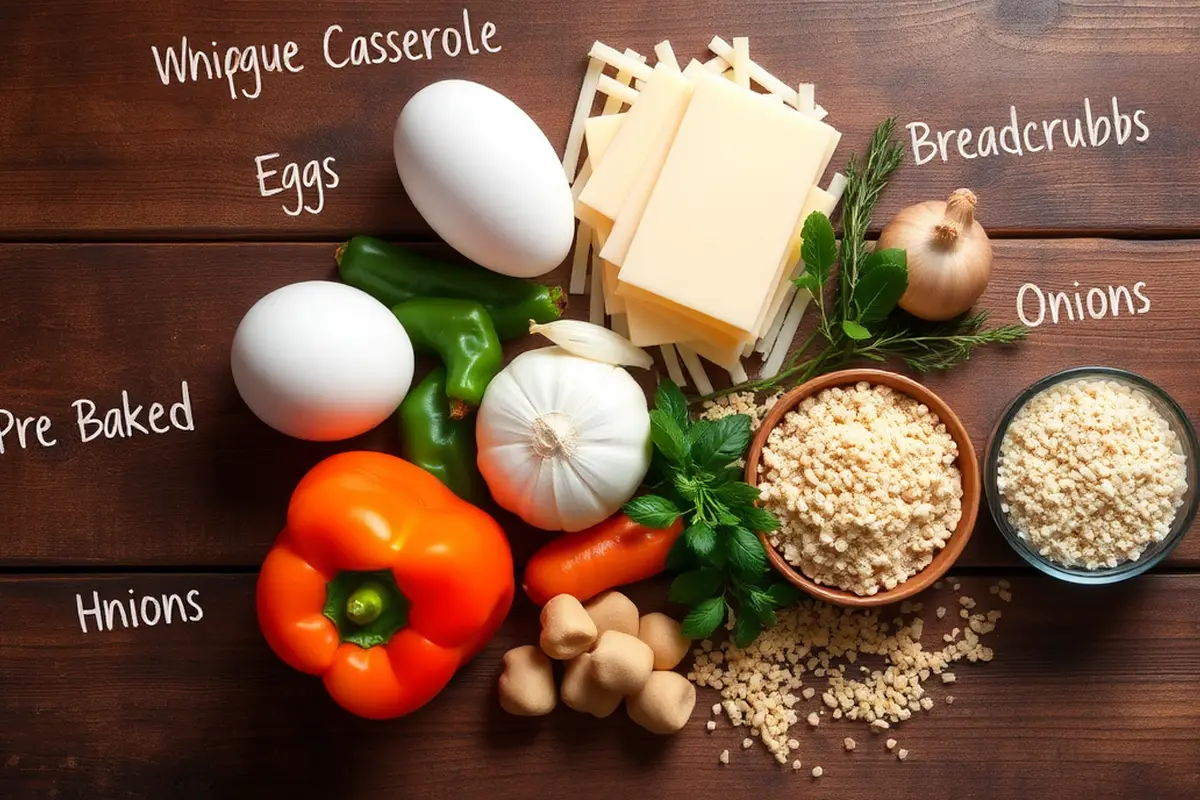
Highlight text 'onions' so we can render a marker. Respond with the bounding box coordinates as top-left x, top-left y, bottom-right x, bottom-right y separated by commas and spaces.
877, 188, 993, 321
